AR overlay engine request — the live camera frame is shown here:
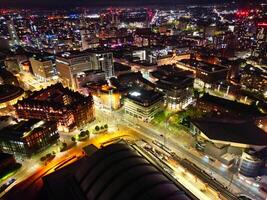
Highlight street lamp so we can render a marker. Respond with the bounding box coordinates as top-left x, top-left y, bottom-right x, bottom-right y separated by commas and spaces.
108, 89, 113, 112
160, 134, 166, 146
228, 158, 239, 188
162, 115, 171, 146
